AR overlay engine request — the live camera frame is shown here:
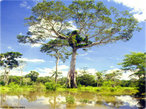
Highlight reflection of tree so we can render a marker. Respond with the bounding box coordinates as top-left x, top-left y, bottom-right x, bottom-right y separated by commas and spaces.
66, 104, 76, 109
137, 98, 145, 109
23, 91, 38, 102
0, 94, 6, 106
